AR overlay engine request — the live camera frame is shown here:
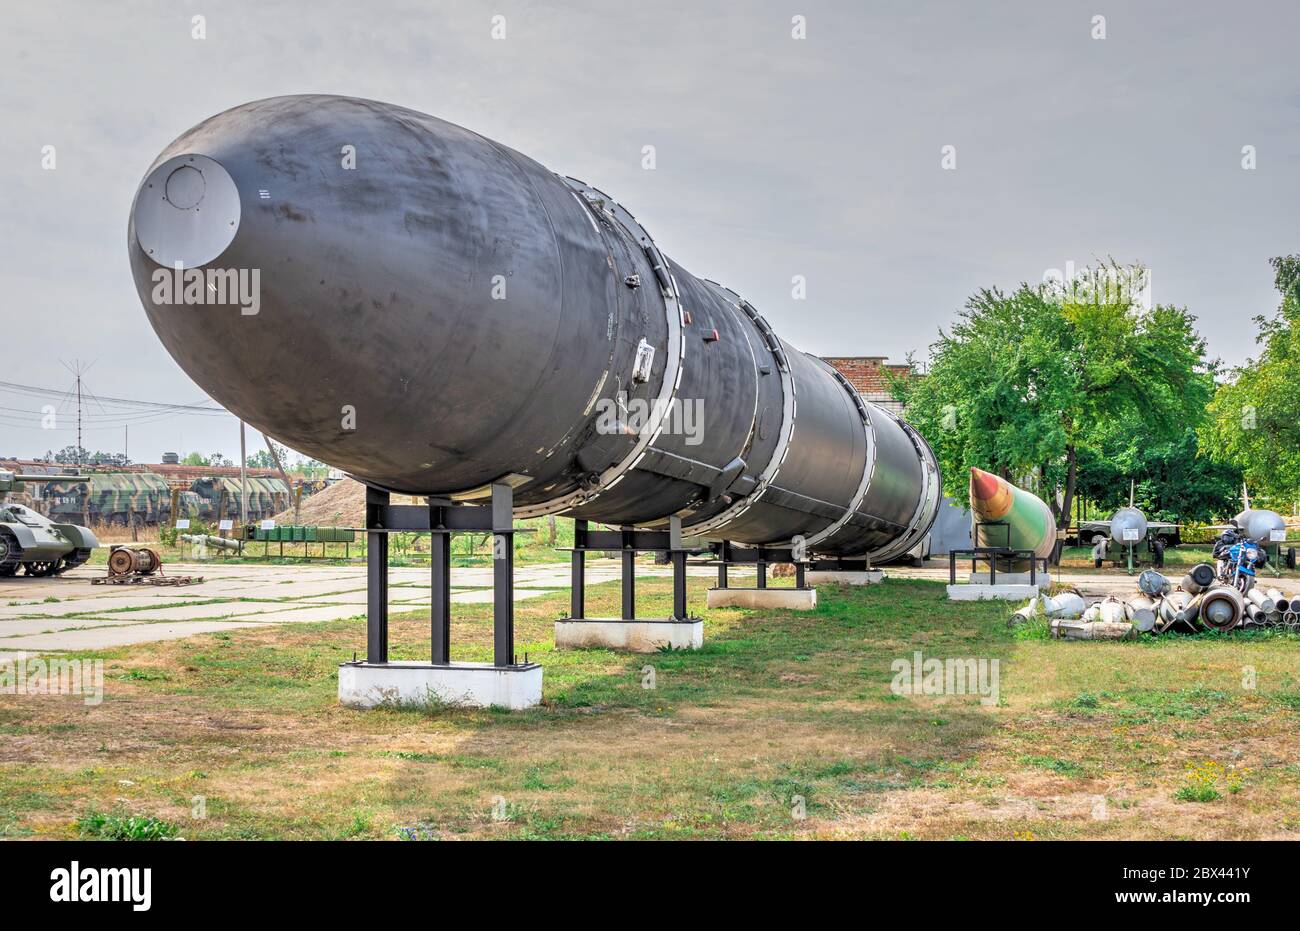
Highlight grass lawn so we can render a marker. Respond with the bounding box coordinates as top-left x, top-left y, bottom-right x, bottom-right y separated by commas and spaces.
2, 576, 1299, 840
